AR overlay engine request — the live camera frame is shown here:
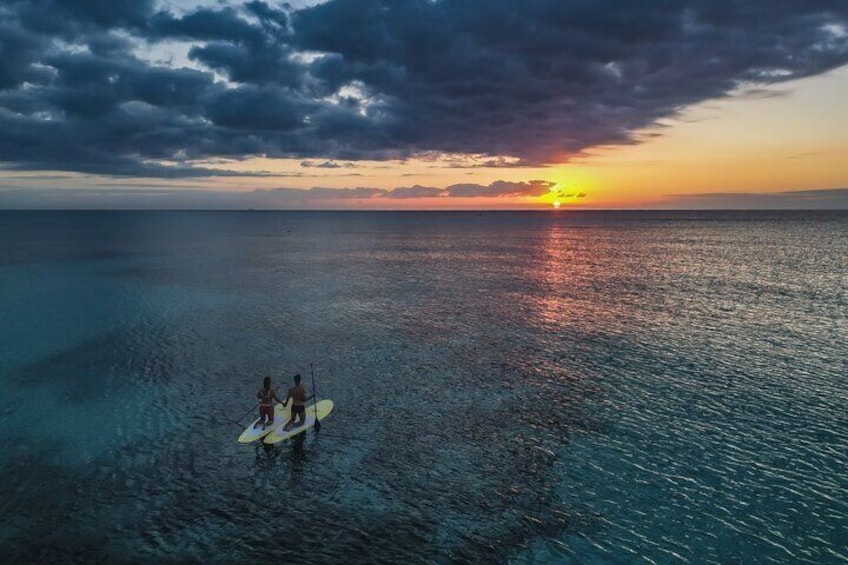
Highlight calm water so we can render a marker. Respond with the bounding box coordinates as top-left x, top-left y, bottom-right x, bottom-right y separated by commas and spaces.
1, 210, 846, 563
